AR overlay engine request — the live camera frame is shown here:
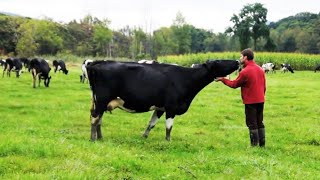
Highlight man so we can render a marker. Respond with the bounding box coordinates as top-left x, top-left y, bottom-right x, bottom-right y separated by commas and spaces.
215, 48, 266, 147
